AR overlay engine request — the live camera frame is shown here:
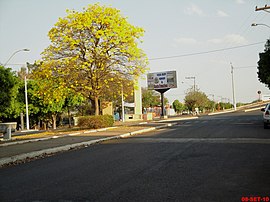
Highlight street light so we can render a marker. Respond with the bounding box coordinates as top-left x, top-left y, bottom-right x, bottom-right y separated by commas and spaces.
3, 49, 30, 66
25, 72, 30, 130
4, 49, 30, 130
251, 23, 270, 29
